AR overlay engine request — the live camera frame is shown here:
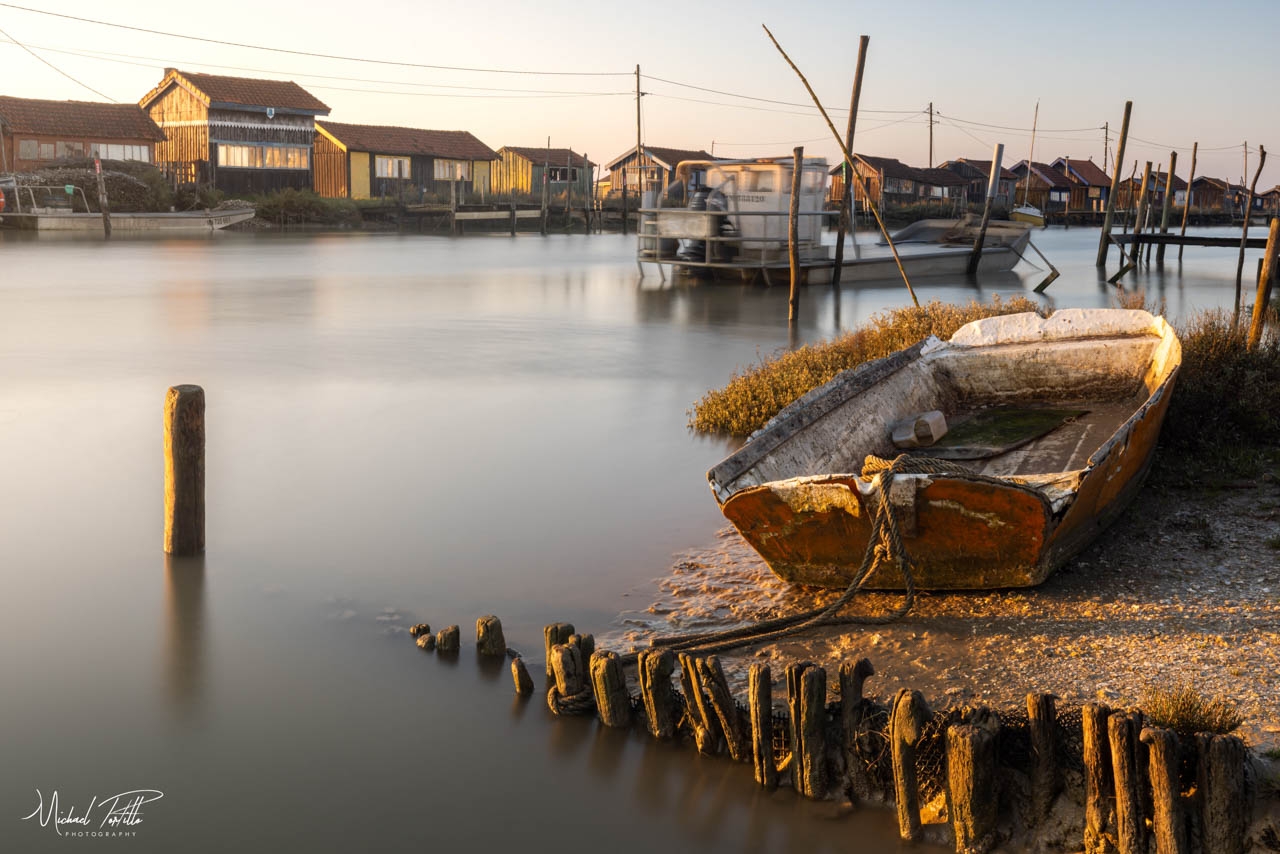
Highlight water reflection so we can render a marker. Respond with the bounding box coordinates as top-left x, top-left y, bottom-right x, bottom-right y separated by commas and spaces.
164, 554, 206, 719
